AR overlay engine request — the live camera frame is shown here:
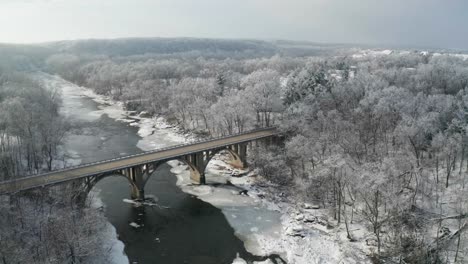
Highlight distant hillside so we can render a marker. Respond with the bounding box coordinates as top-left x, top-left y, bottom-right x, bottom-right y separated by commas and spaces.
3, 37, 465, 66
0, 44, 53, 71
0, 37, 380, 63
45, 37, 279, 58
